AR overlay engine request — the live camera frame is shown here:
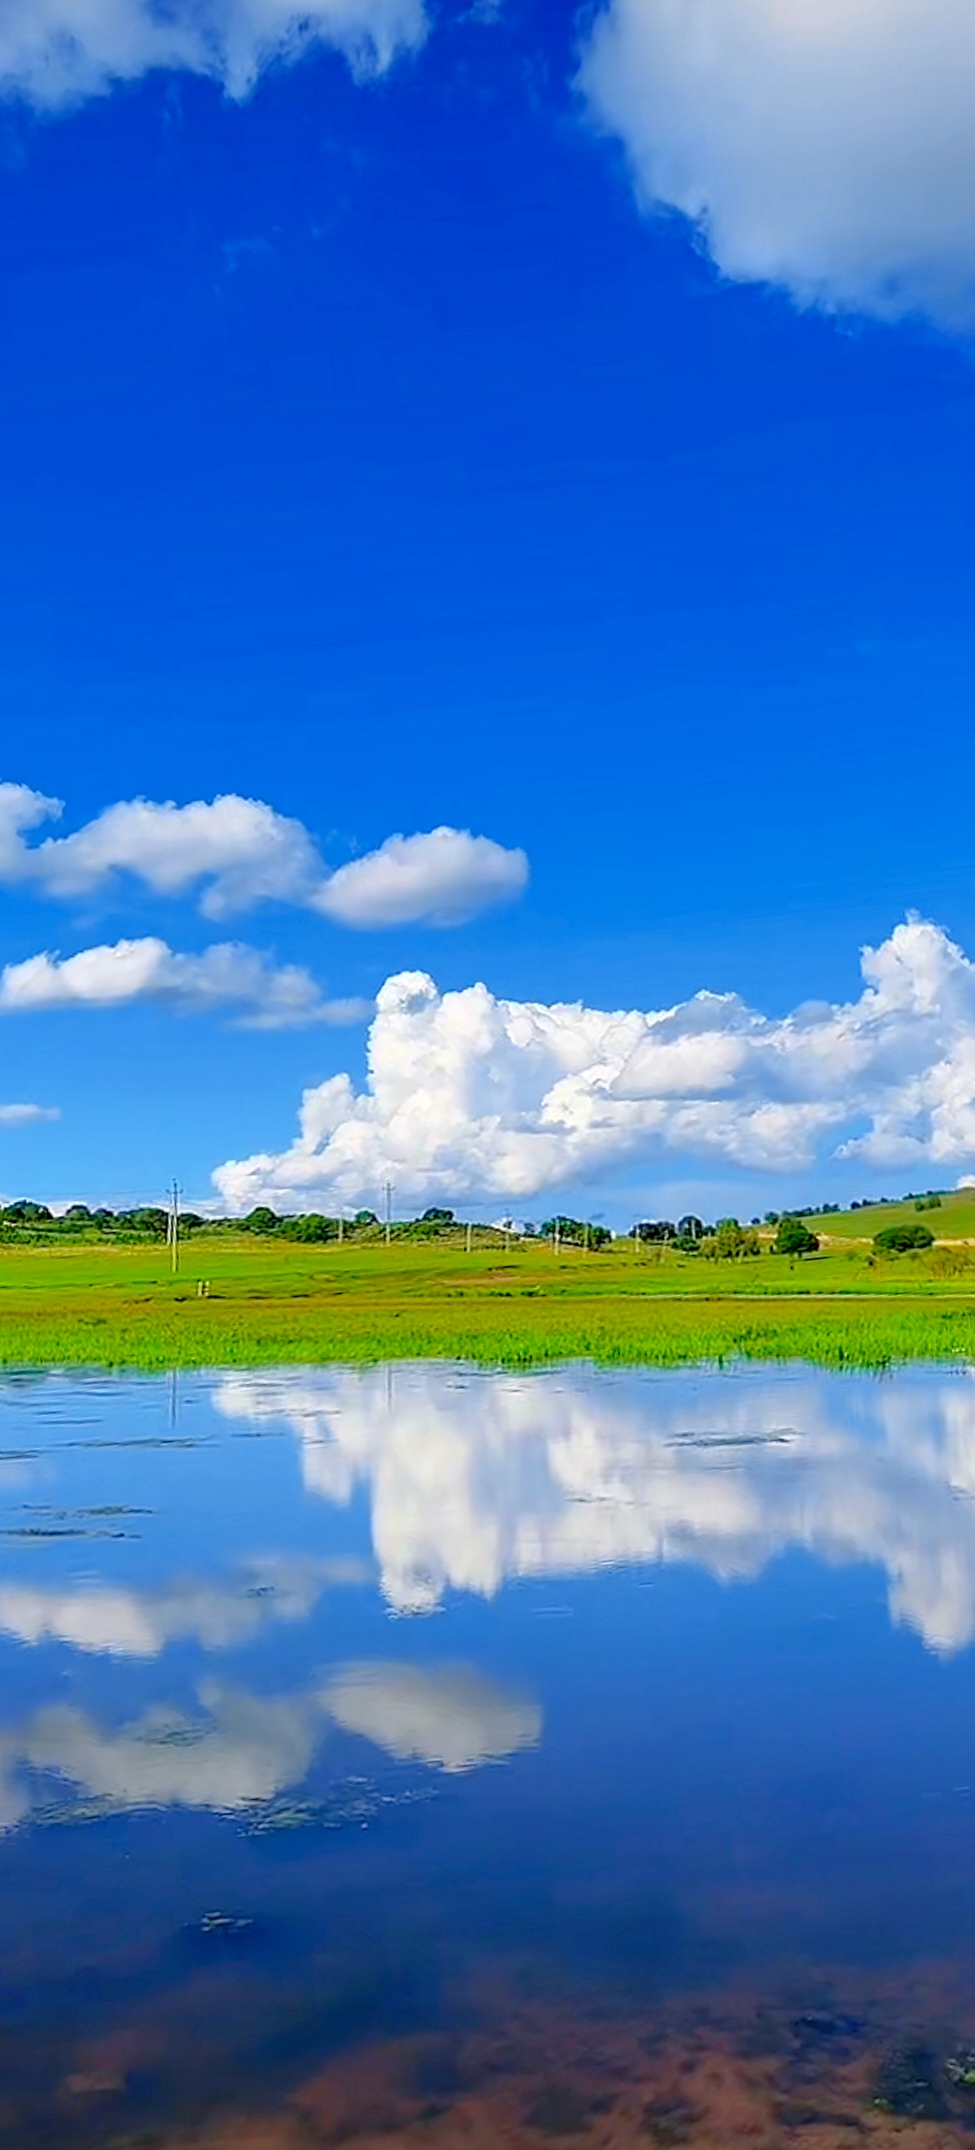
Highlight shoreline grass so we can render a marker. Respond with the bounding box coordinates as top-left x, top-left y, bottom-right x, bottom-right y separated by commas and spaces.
1, 1238, 975, 1370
